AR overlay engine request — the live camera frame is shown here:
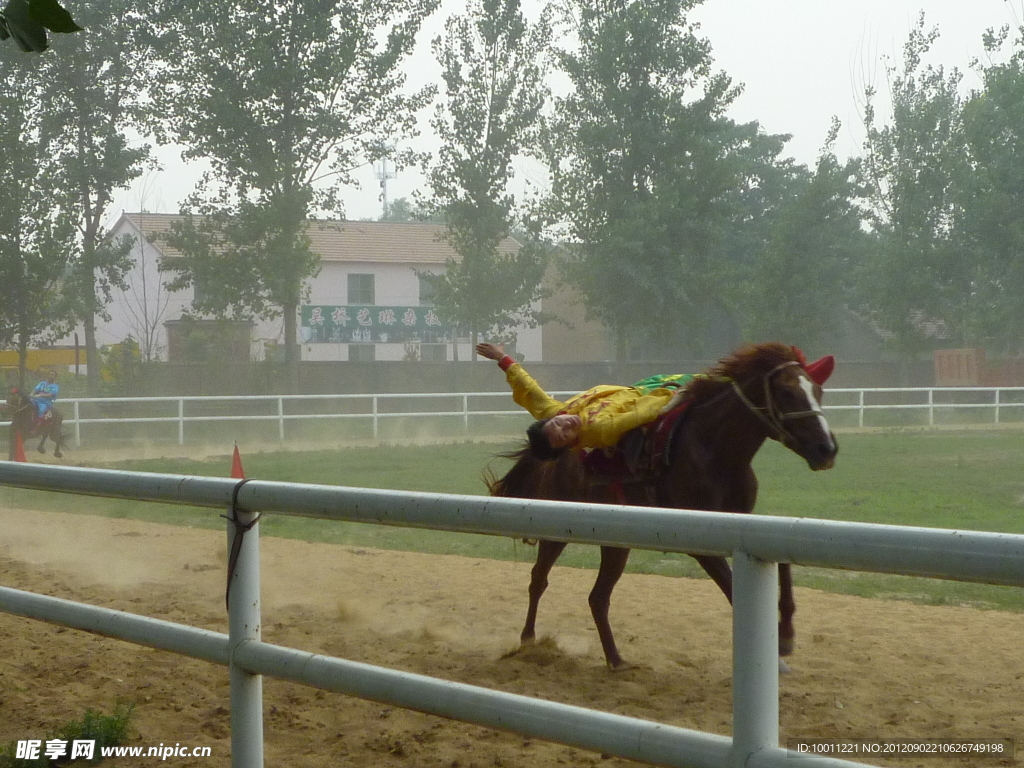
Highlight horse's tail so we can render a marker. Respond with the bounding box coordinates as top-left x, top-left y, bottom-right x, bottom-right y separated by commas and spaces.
485, 446, 543, 498
484, 445, 587, 501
